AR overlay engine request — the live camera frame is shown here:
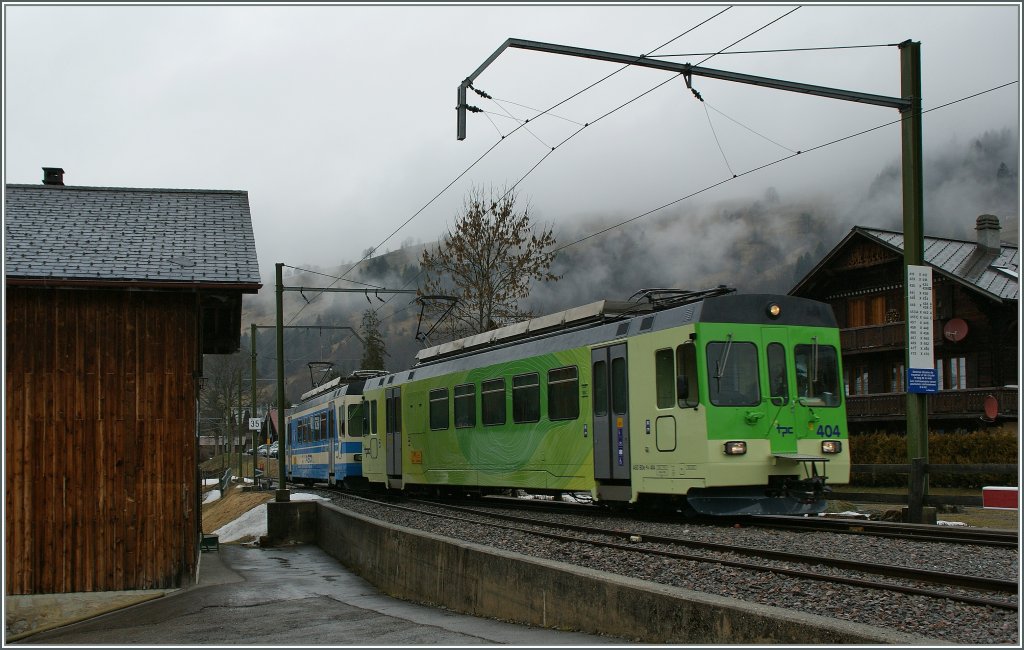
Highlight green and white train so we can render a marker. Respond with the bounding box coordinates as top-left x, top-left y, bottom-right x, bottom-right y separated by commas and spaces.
346, 288, 850, 516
